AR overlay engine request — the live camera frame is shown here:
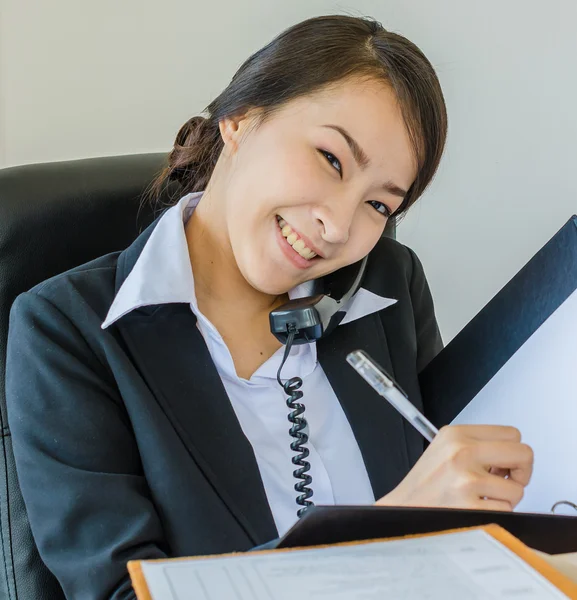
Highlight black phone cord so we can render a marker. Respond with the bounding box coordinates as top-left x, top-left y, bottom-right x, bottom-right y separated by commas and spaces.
276, 327, 314, 518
